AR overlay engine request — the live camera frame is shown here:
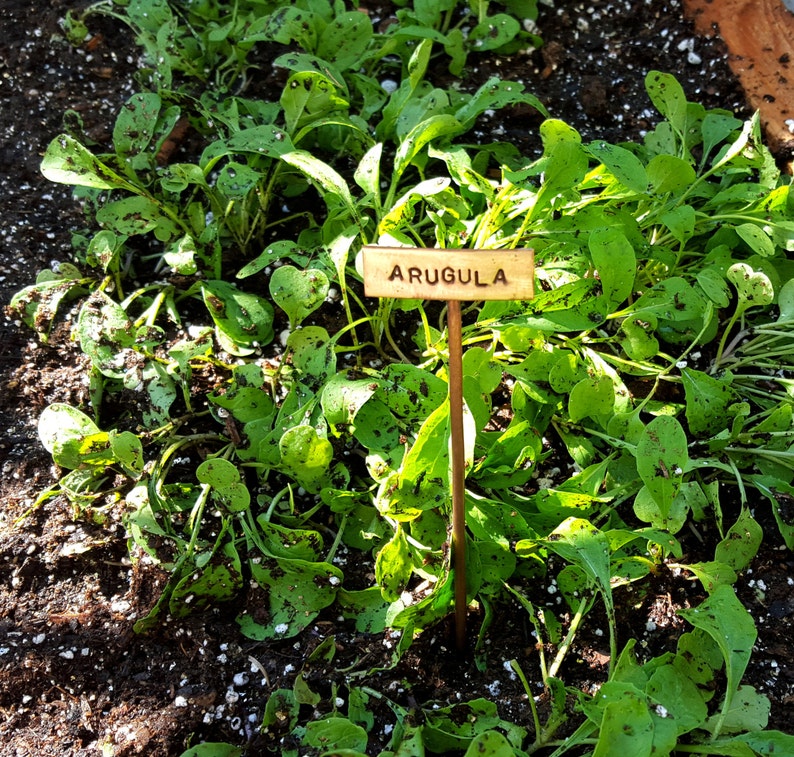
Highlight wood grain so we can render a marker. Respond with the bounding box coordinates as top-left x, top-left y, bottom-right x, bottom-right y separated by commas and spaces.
683, 0, 794, 159
361, 247, 535, 301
